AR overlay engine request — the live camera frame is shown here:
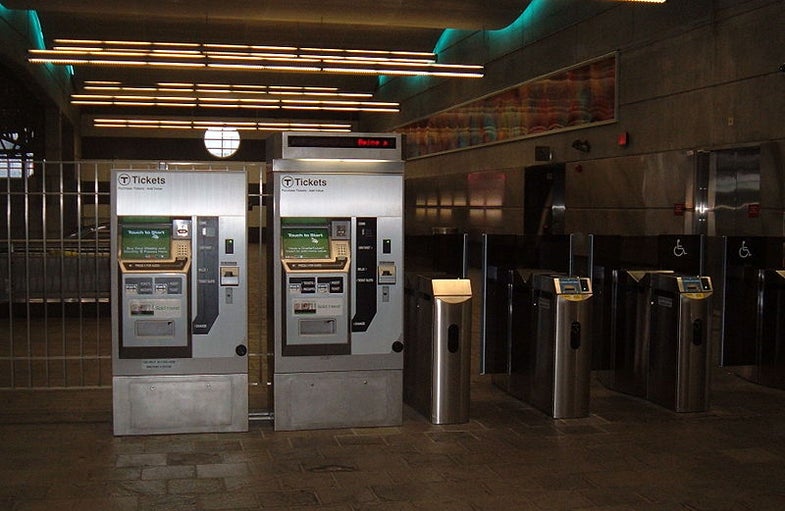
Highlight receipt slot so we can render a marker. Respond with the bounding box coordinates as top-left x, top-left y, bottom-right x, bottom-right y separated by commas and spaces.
530, 274, 593, 418
268, 132, 404, 431
111, 170, 247, 436
647, 274, 712, 412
